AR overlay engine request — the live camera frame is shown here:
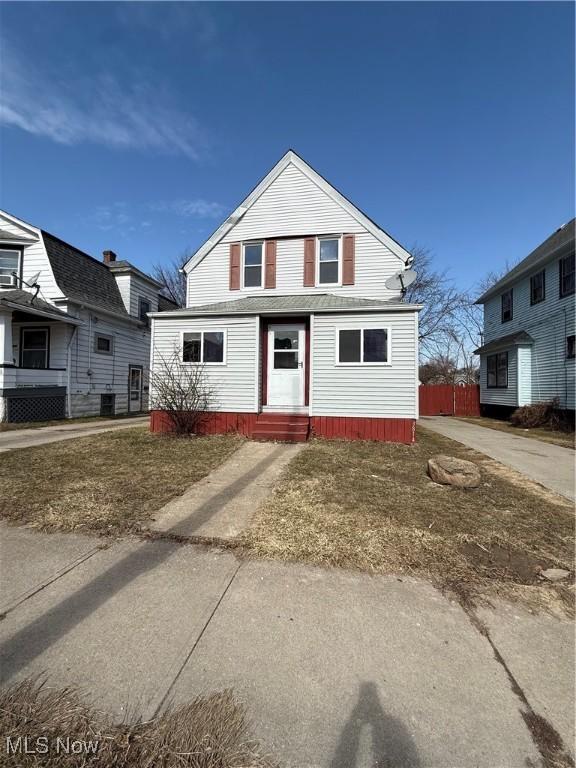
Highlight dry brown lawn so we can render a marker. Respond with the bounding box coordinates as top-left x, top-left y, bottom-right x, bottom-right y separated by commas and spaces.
241, 428, 575, 610
0, 677, 275, 768
455, 415, 575, 449
0, 428, 242, 536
